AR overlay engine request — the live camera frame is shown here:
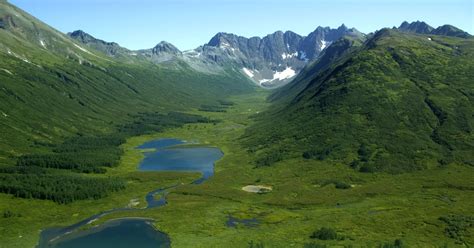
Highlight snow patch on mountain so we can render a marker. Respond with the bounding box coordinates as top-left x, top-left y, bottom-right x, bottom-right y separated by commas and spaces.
282, 52, 298, 59
73, 43, 113, 62
74, 44, 93, 55
7, 49, 31, 64
321, 40, 329, 50
274, 67, 296, 81
220, 41, 232, 49
258, 67, 296, 85
40, 40, 46, 48
183, 50, 202, 58
259, 79, 271, 84
1, 68, 13, 75
243, 68, 254, 78
299, 51, 308, 61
